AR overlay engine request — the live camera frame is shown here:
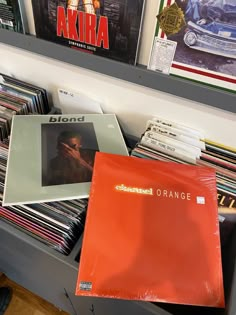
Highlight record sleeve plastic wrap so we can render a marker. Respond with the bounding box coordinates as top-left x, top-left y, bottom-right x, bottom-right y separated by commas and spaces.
76, 152, 225, 307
